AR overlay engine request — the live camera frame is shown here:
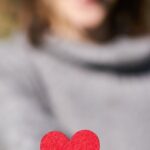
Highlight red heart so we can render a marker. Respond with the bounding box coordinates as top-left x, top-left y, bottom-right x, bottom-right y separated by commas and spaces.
40, 130, 100, 150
